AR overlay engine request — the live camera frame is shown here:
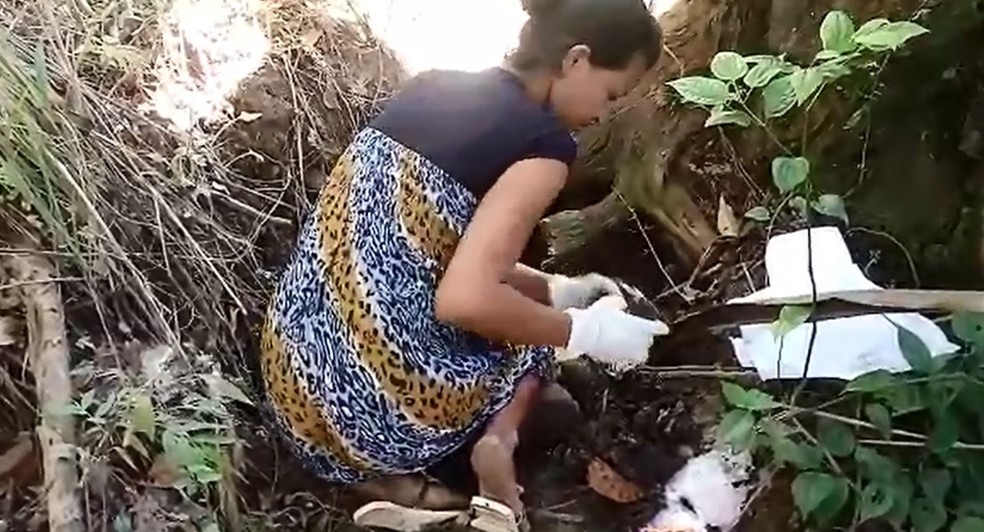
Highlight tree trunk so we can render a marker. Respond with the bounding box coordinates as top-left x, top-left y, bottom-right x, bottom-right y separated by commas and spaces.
540, 0, 983, 285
